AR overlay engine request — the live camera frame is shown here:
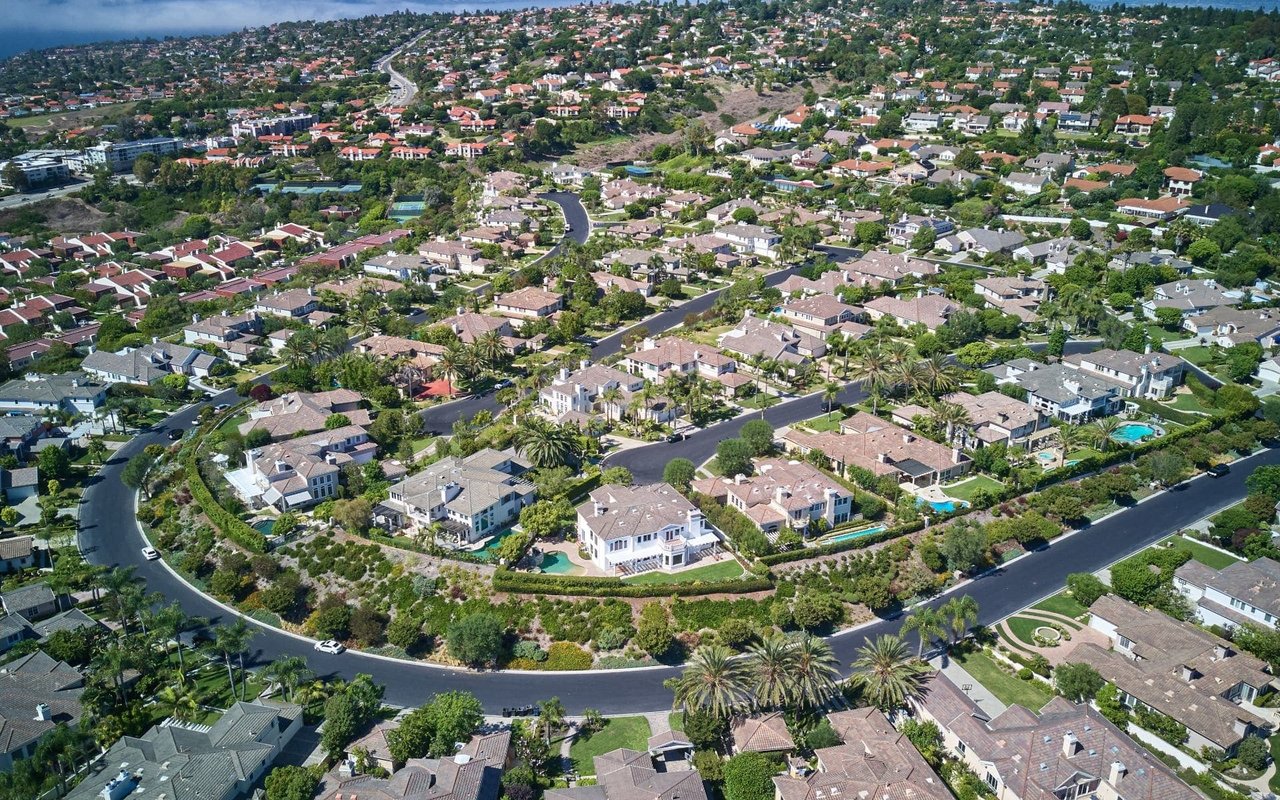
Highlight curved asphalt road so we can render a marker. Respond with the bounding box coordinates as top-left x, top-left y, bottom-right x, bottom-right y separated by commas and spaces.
76, 185, 1249, 711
